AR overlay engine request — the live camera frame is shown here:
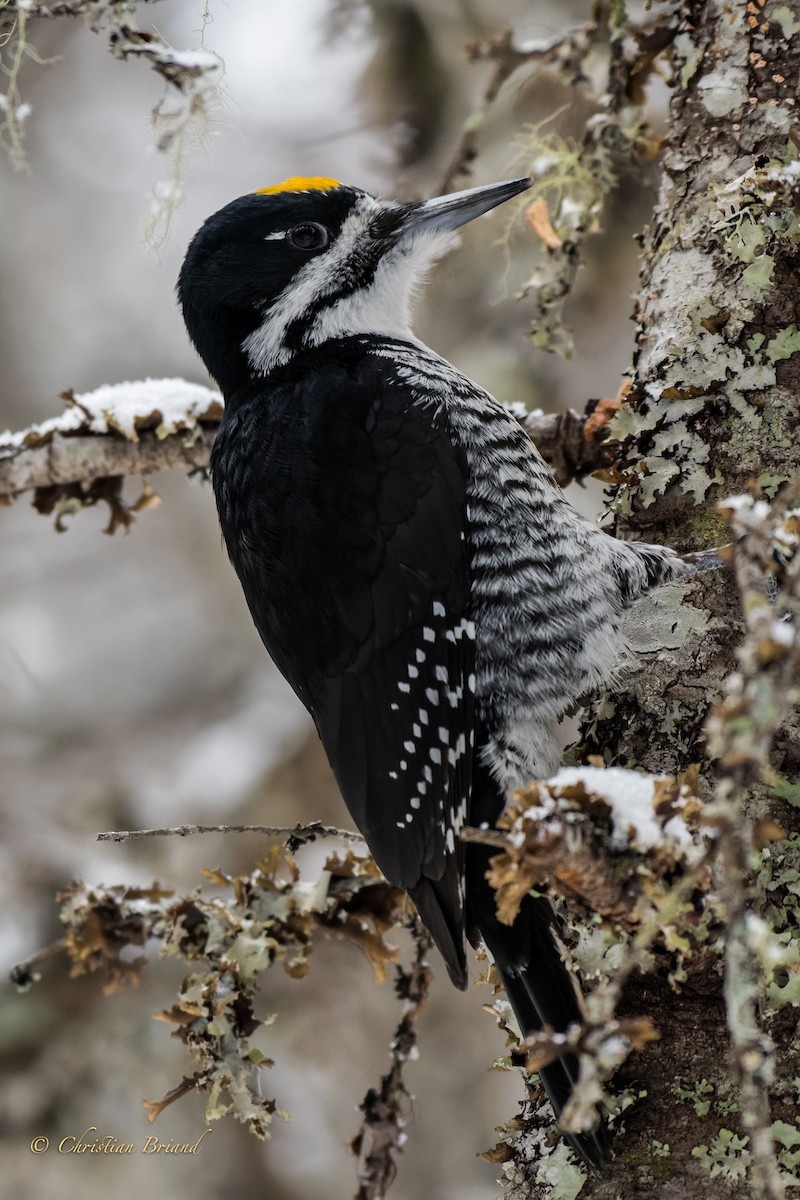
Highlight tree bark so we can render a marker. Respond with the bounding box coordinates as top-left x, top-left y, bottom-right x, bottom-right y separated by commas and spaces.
576, 3, 800, 1196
